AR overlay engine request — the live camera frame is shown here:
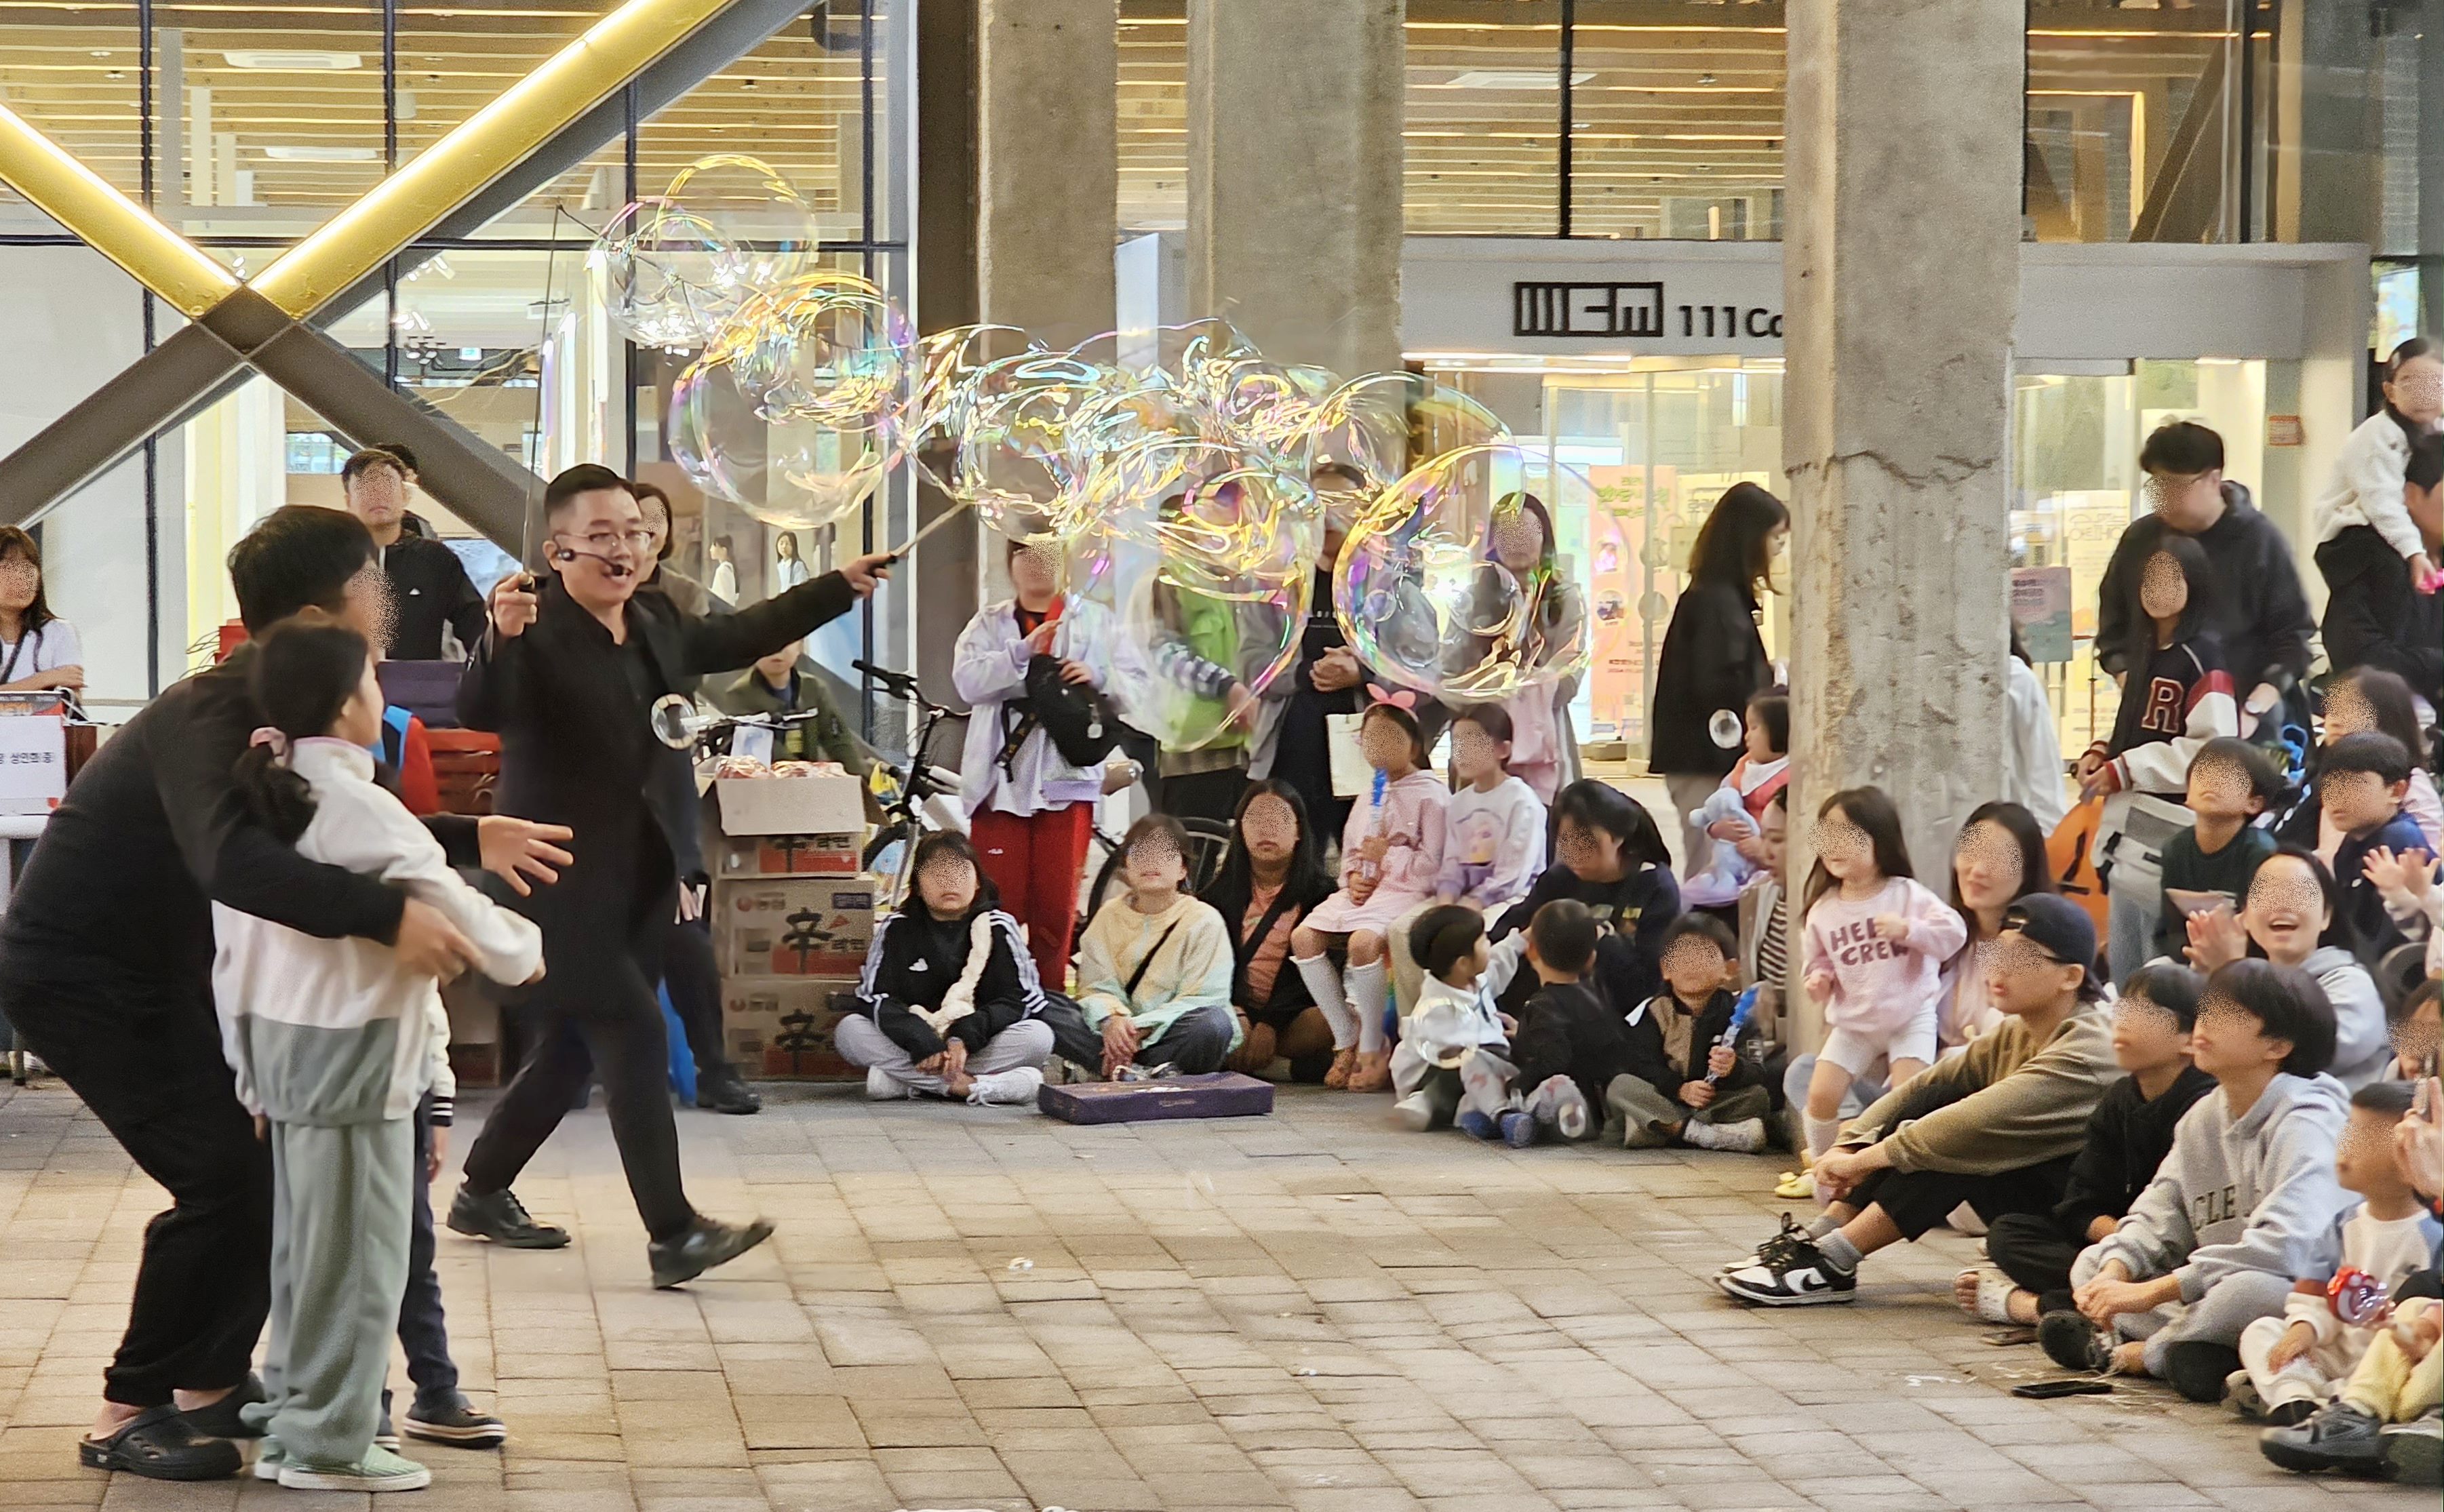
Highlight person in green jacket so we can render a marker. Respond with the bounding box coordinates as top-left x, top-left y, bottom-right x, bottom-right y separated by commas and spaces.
1718, 894, 2125, 1307
708, 647, 868, 774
